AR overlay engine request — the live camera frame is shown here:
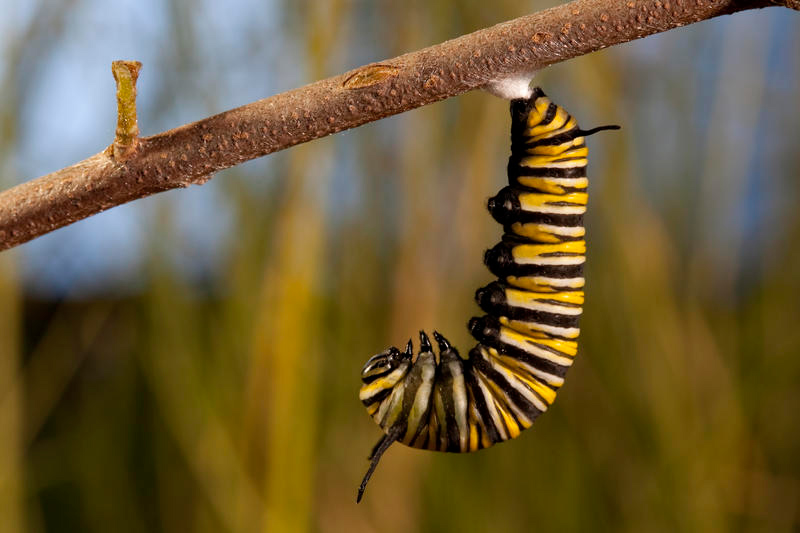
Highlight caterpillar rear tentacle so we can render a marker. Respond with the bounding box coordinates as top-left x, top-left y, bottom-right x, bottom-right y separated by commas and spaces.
357, 87, 619, 502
